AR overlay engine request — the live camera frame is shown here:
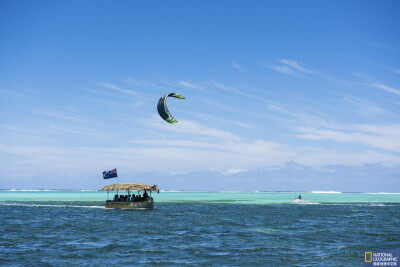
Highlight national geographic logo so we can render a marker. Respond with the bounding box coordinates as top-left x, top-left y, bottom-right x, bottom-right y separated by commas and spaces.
364, 251, 400, 266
